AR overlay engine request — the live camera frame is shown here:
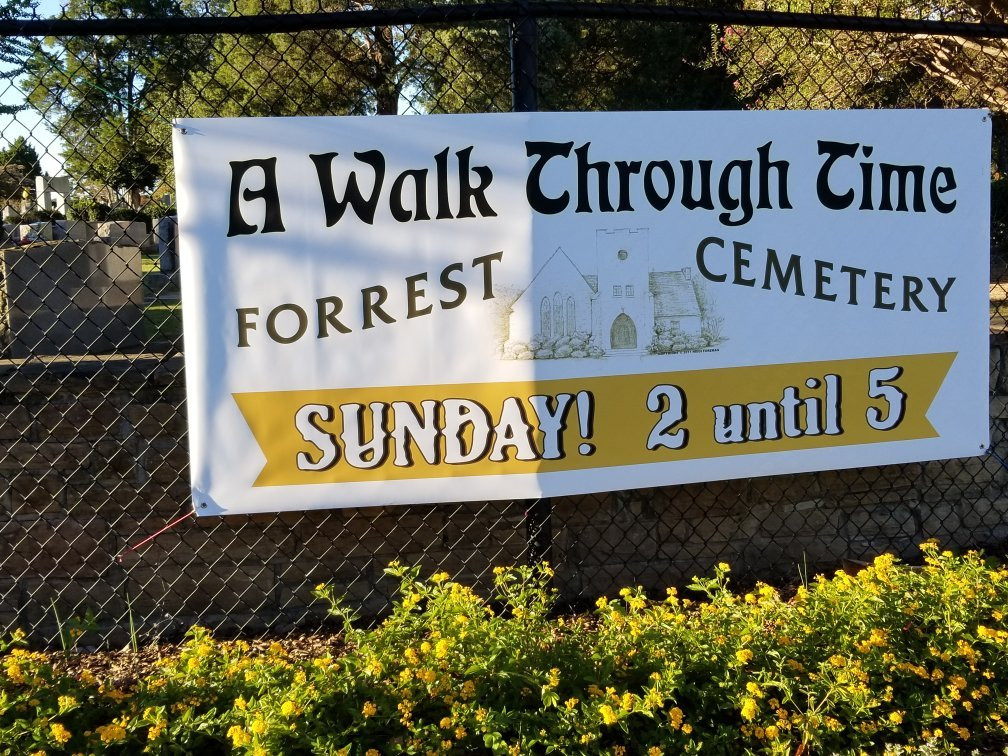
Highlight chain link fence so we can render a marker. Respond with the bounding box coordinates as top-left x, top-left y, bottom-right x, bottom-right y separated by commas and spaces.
0, 0, 1005, 648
